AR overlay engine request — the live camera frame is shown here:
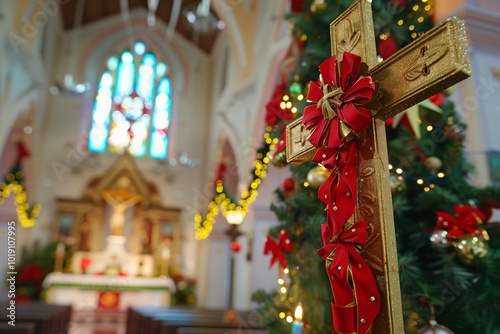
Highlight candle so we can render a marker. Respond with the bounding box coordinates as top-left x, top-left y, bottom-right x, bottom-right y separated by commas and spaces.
56, 242, 65, 256
291, 304, 304, 334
